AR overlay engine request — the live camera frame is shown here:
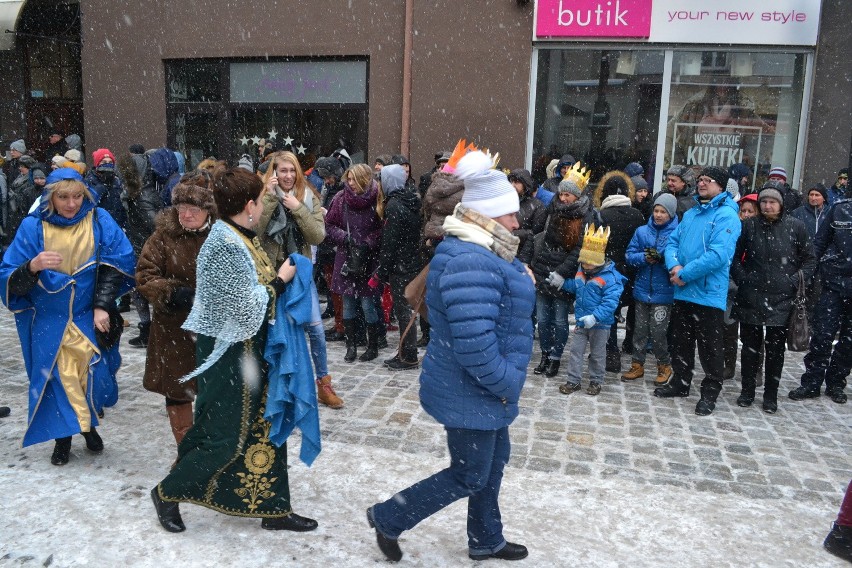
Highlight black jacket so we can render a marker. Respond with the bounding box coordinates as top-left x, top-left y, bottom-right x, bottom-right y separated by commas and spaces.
85, 170, 128, 230
510, 168, 546, 265
598, 202, 645, 279
126, 182, 163, 256
813, 198, 852, 297
377, 189, 424, 281
731, 213, 815, 326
